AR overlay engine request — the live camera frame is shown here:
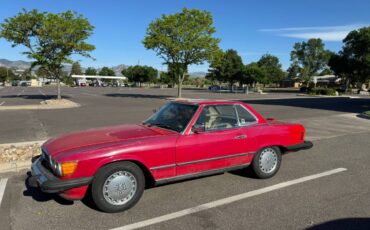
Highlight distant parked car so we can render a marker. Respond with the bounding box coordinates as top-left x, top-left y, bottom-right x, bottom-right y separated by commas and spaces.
299, 86, 308, 93
208, 85, 227, 91
28, 99, 312, 213
12, 80, 19, 86
19, 81, 31, 87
